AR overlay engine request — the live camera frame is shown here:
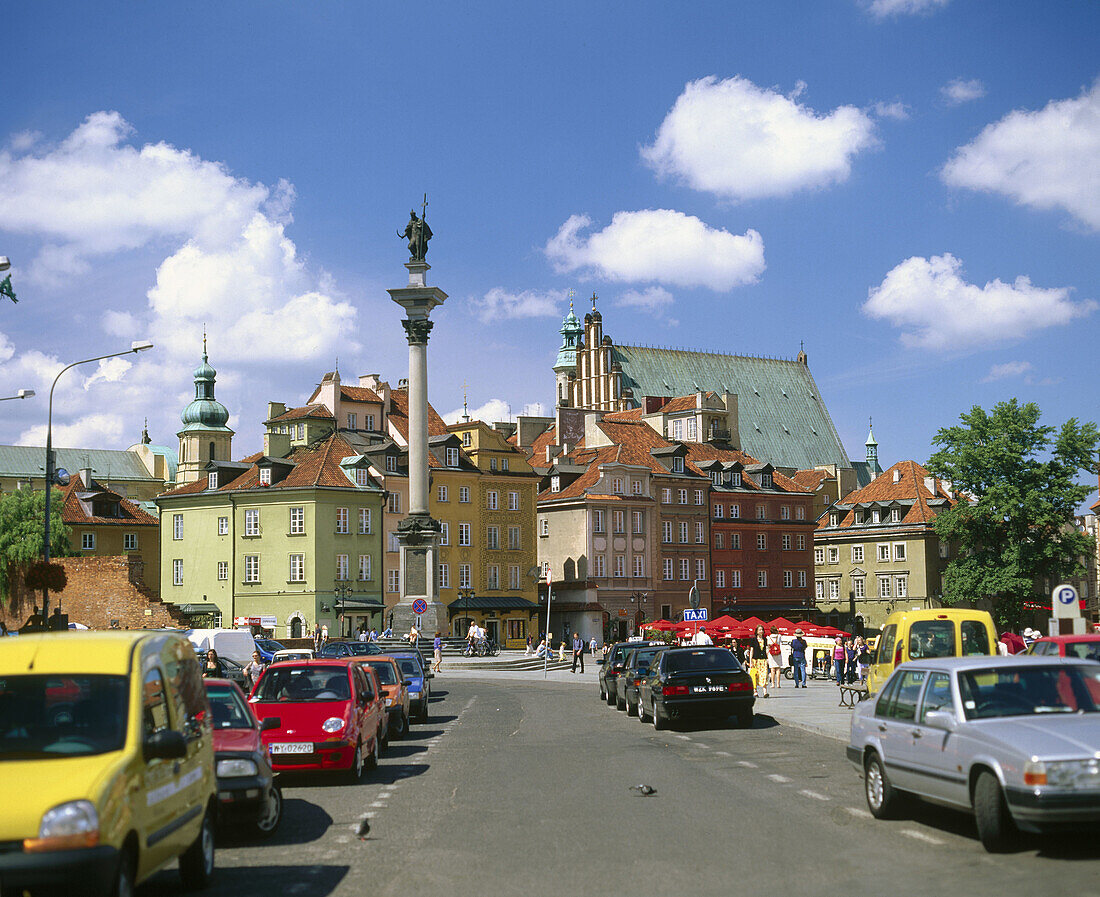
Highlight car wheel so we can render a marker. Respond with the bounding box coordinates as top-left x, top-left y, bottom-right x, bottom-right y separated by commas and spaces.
254, 784, 283, 839
112, 844, 136, 897
638, 698, 649, 723
606, 687, 616, 706
615, 692, 626, 711
179, 805, 215, 890
864, 753, 901, 819
347, 740, 364, 782
652, 703, 667, 731
599, 682, 607, 701
627, 699, 637, 717
737, 708, 753, 728
974, 771, 1018, 853
394, 710, 408, 739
